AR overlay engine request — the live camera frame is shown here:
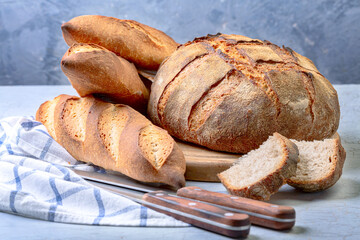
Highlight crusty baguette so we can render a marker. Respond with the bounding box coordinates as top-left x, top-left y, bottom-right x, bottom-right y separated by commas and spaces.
61, 43, 149, 112
287, 133, 346, 192
218, 133, 299, 201
36, 94, 186, 189
148, 33, 340, 153
61, 15, 179, 70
